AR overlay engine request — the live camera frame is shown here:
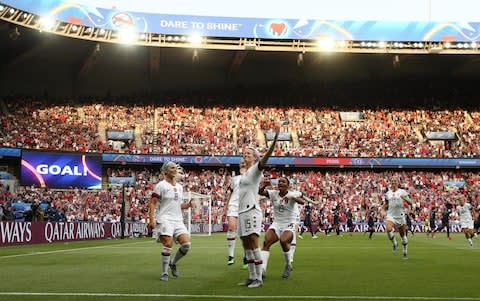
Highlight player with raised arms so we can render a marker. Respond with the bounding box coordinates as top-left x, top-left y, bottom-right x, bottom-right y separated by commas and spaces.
259, 177, 318, 279
236, 125, 280, 288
